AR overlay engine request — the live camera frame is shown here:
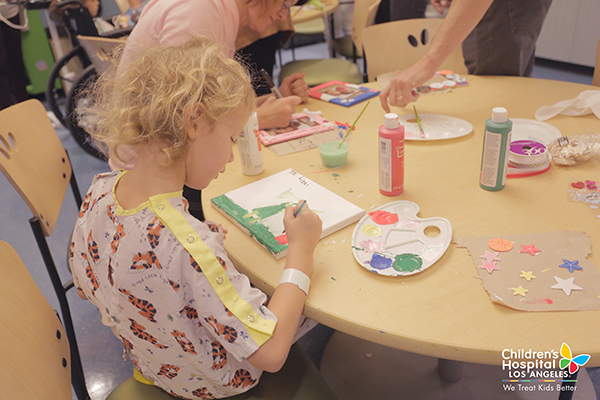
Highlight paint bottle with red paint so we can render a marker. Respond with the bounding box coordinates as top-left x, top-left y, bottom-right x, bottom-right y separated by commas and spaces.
378, 113, 405, 196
